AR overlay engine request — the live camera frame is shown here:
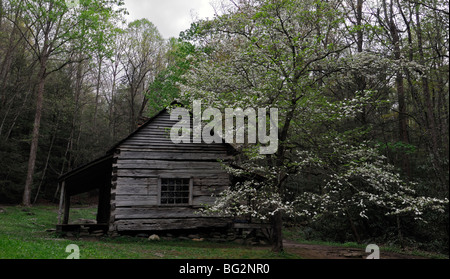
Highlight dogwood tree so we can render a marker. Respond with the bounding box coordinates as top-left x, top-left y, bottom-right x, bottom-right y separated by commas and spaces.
179, 0, 448, 252
180, 0, 350, 252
